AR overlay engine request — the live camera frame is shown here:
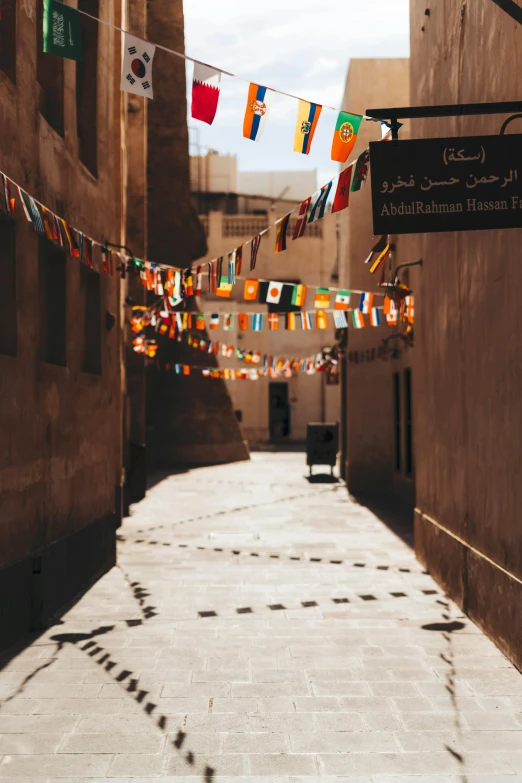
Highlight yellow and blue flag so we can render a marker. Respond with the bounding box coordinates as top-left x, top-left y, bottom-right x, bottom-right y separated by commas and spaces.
293, 99, 322, 155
